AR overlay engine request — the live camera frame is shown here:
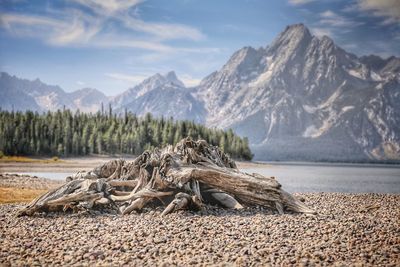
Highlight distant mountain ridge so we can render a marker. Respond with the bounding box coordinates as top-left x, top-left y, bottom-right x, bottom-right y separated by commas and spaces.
0, 72, 108, 113
1, 24, 399, 161
109, 71, 205, 122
